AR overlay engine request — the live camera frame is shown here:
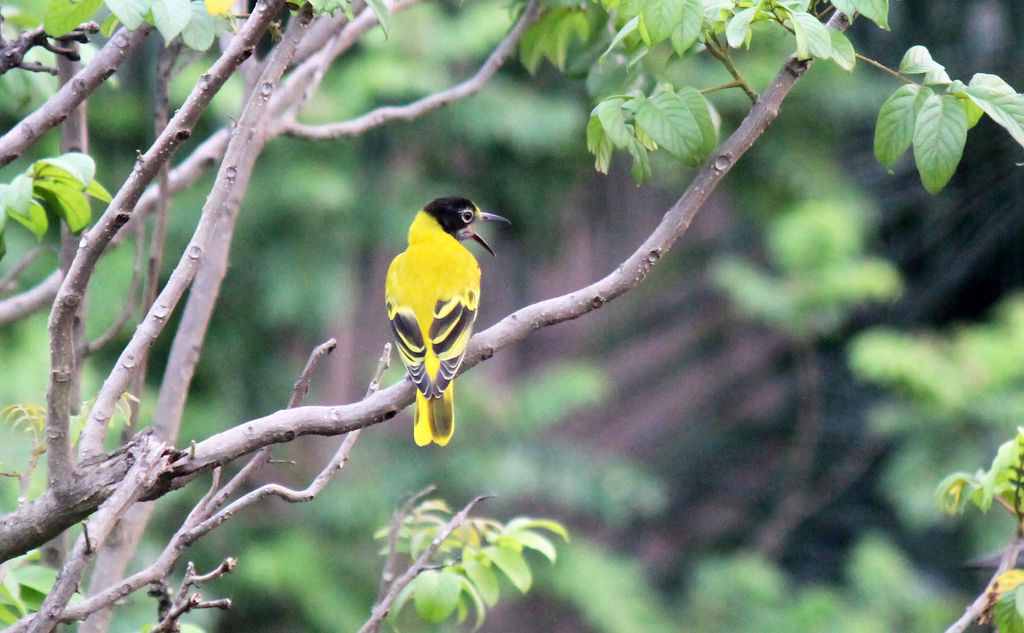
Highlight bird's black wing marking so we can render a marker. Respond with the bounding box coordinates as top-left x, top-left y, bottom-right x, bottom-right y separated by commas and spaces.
387, 302, 432, 395
428, 298, 477, 395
